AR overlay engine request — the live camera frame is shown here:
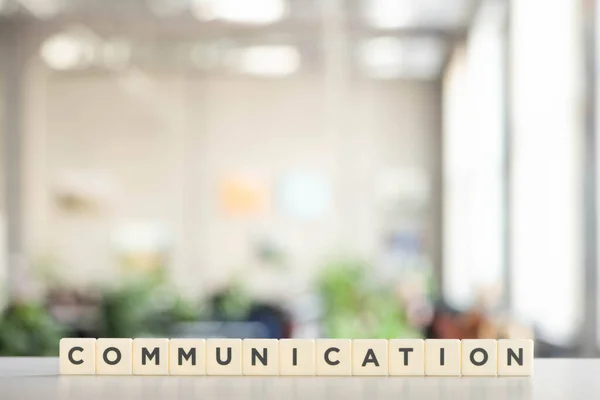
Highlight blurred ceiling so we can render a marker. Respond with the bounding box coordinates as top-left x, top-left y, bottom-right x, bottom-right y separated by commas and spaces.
0, 0, 479, 80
